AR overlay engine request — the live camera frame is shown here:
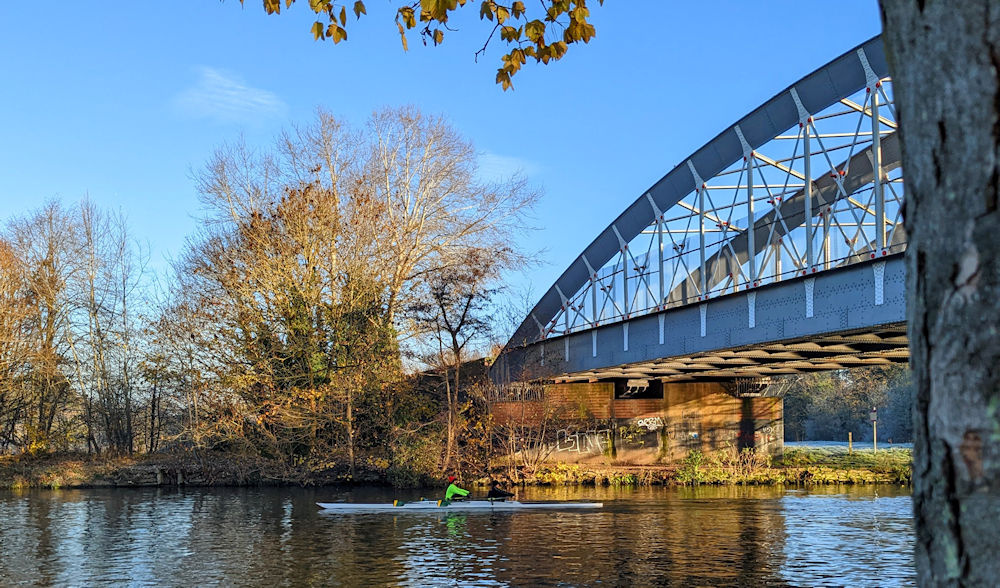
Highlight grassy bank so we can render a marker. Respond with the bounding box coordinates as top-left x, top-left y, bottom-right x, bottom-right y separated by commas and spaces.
507, 446, 912, 487
0, 446, 912, 490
